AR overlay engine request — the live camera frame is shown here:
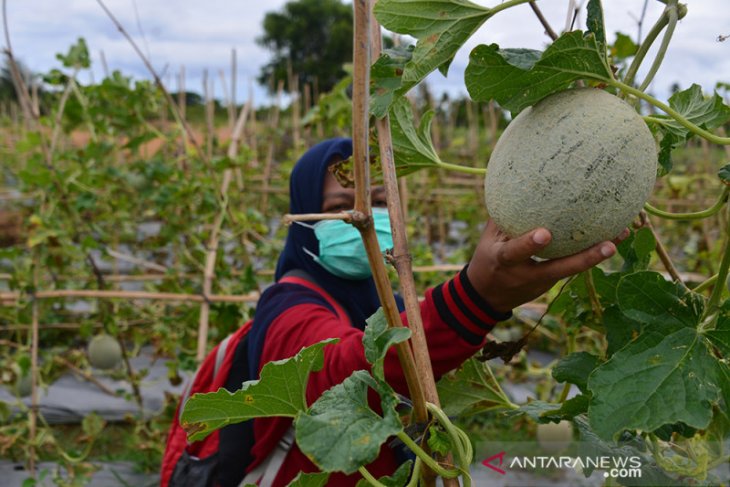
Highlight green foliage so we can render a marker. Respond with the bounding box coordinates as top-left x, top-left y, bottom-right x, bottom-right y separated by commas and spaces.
436, 358, 515, 416
650, 84, 730, 174
363, 307, 411, 380
356, 461, 412, 487
374, 0, 493, 109
610, 32, 639, 60
552, 352, 601, 394
181, 339, 336, 442
465, 31, 612, 114
295, 370, 403, 473
388, 98, 444, 175
287, 472, 331, 486
586, 0, 607, 53
587, 271, 728, 440
617, 227, 656, 273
